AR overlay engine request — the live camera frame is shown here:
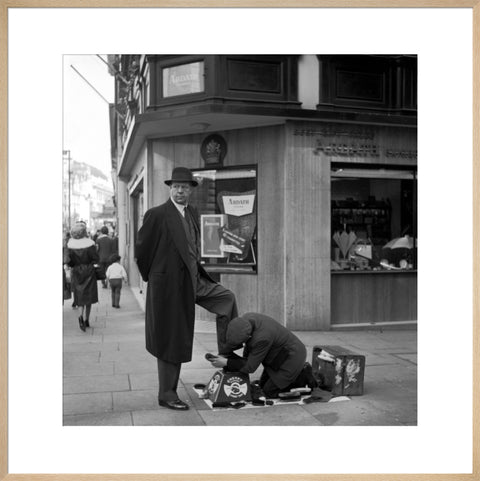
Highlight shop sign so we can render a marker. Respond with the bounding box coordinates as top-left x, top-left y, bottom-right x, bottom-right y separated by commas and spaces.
386, 149, 417, 159
314, 141, 380, 158
162, 61, 204, 98
294, 127, 375, 140
295, 124, 417, 161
